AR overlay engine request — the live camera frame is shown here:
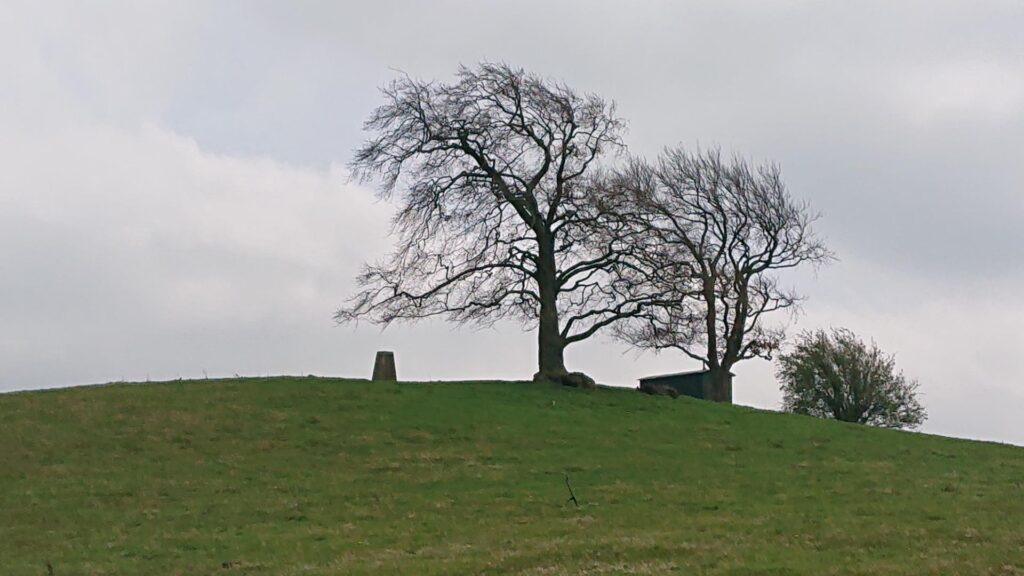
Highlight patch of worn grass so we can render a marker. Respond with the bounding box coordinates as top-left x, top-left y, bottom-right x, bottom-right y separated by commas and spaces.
1, 377, 1022, 575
